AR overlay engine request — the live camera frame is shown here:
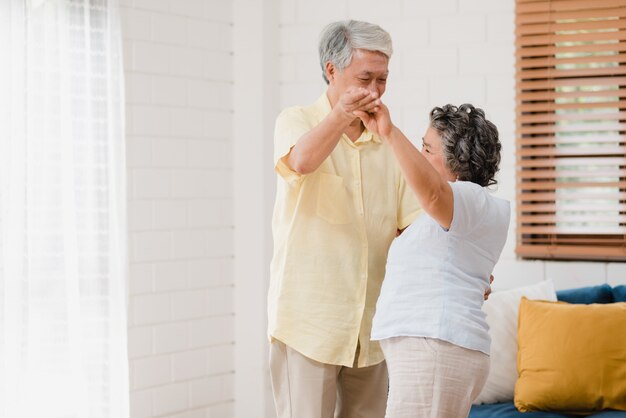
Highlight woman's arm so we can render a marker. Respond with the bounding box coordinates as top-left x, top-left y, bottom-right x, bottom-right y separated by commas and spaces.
356, 104, 454, 229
